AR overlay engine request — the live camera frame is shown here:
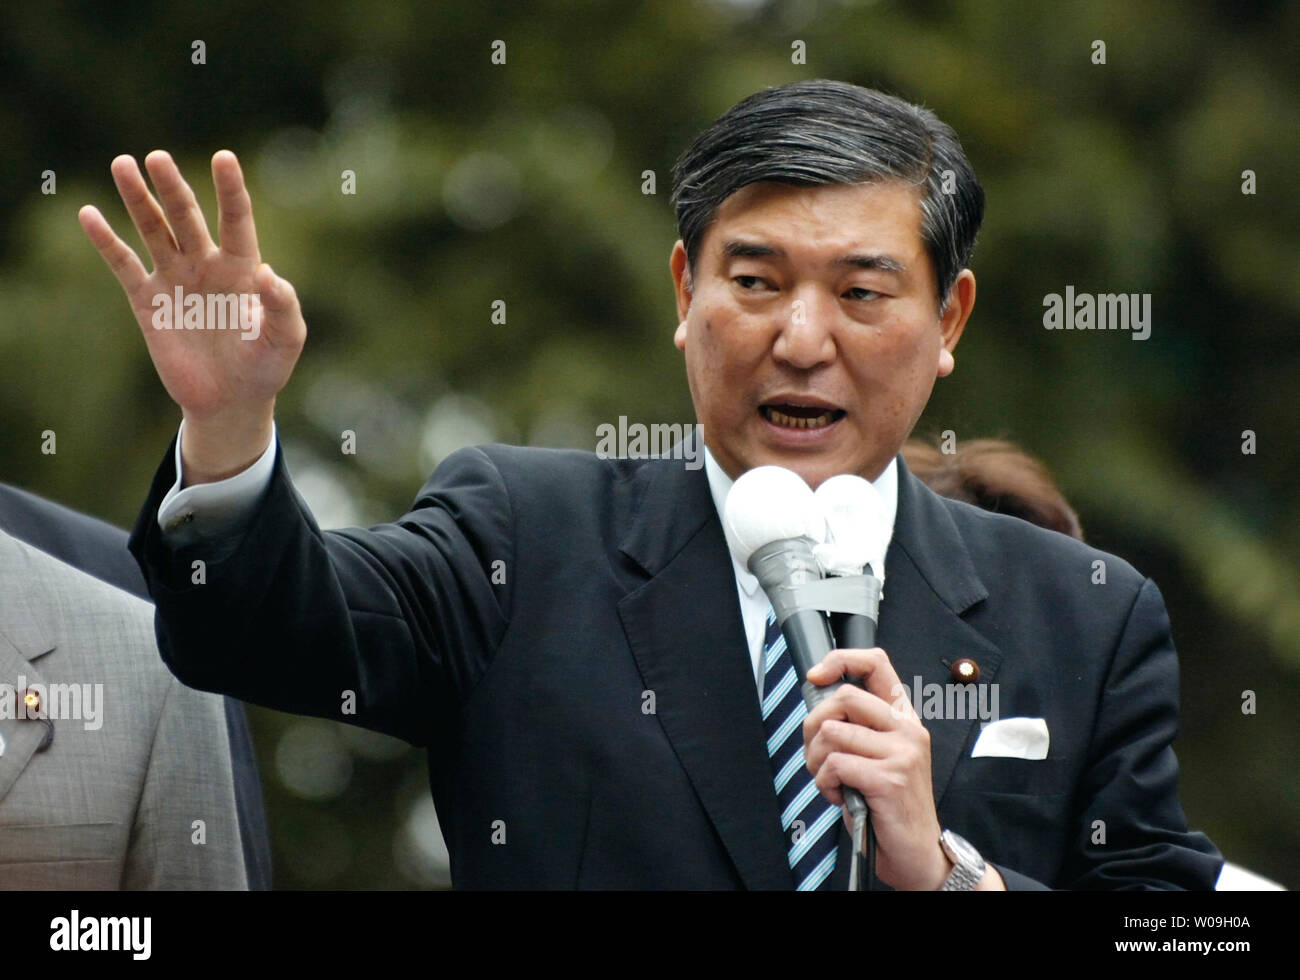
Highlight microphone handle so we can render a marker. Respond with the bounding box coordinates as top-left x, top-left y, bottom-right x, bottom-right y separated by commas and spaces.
835, 611, 875, 651
830, 611, 876, 820
823, 610, 877, 888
